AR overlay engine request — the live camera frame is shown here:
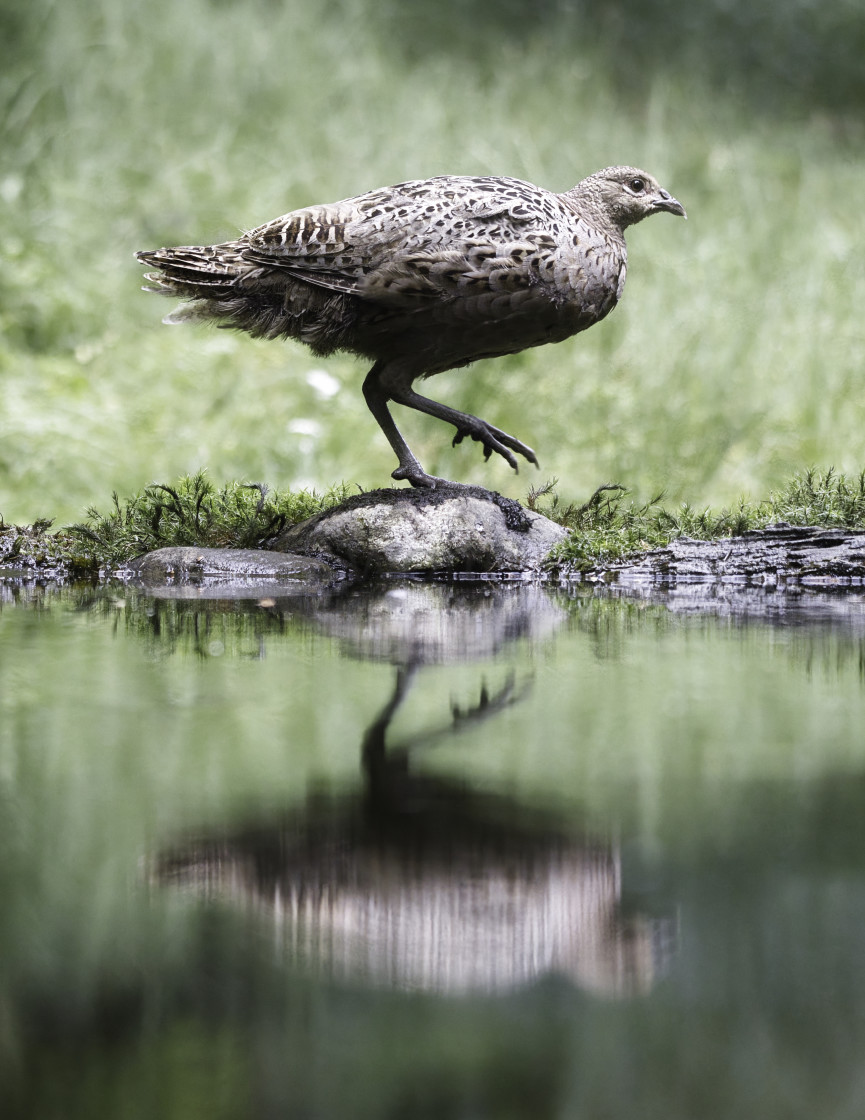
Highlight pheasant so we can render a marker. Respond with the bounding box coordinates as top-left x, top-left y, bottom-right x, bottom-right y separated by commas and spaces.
137, 167, 685, 488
